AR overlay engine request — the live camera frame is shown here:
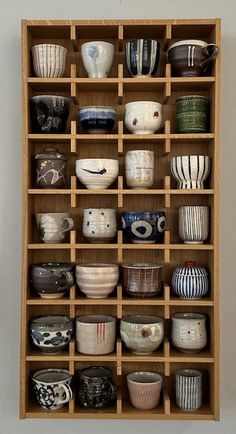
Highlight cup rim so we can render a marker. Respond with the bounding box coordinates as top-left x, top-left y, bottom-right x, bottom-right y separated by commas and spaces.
76, 314, 116, 324
30, 95, 71, 103
31, 262, 73, 269
32, 43, 67, 51
122, 263, 162, 270
79, 366, 113, 379
32, 368, 72, 384
81, 41, 114, 48
30, 314, 73, 327
171, 155, 210, 160
121, 315, 163, 325
76, 263, 118, 269
122, 211, 165, 216
76, 158, 118, 164
172, 313, 206, 321
126, 38, 159, 44
79, 105, 117, 112
125, 150, 154, 155
176, 95, 208, 101
83, 208, 116, 212
125, 101, 162, 107
127, 371, 163, 384
168, 39, 208, 51
35, 212, 69, 216
175, 368, 202, 378
179, 206, 209, 210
